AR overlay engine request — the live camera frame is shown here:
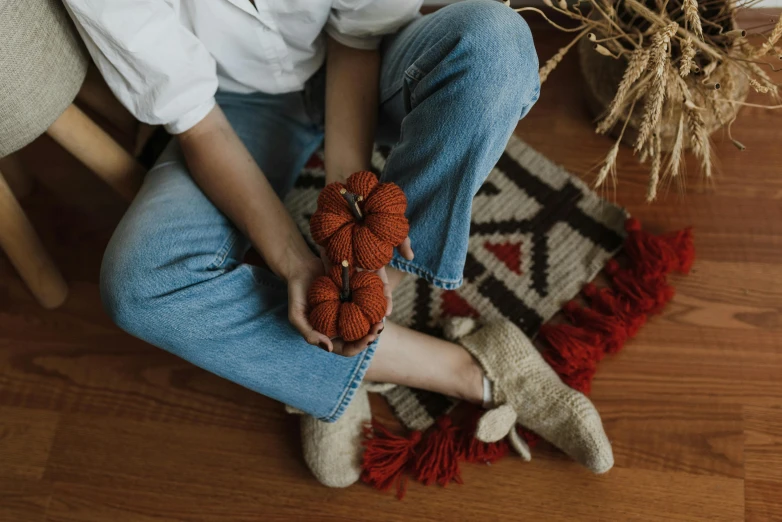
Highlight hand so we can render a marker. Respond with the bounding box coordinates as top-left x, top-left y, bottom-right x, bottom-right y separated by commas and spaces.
288, 252, 384, 355
287, 256, 335, 352
315, 246, 381, 355
373, 236, 413, 317
331, 321, 384, 357
316, 237, 413, 356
